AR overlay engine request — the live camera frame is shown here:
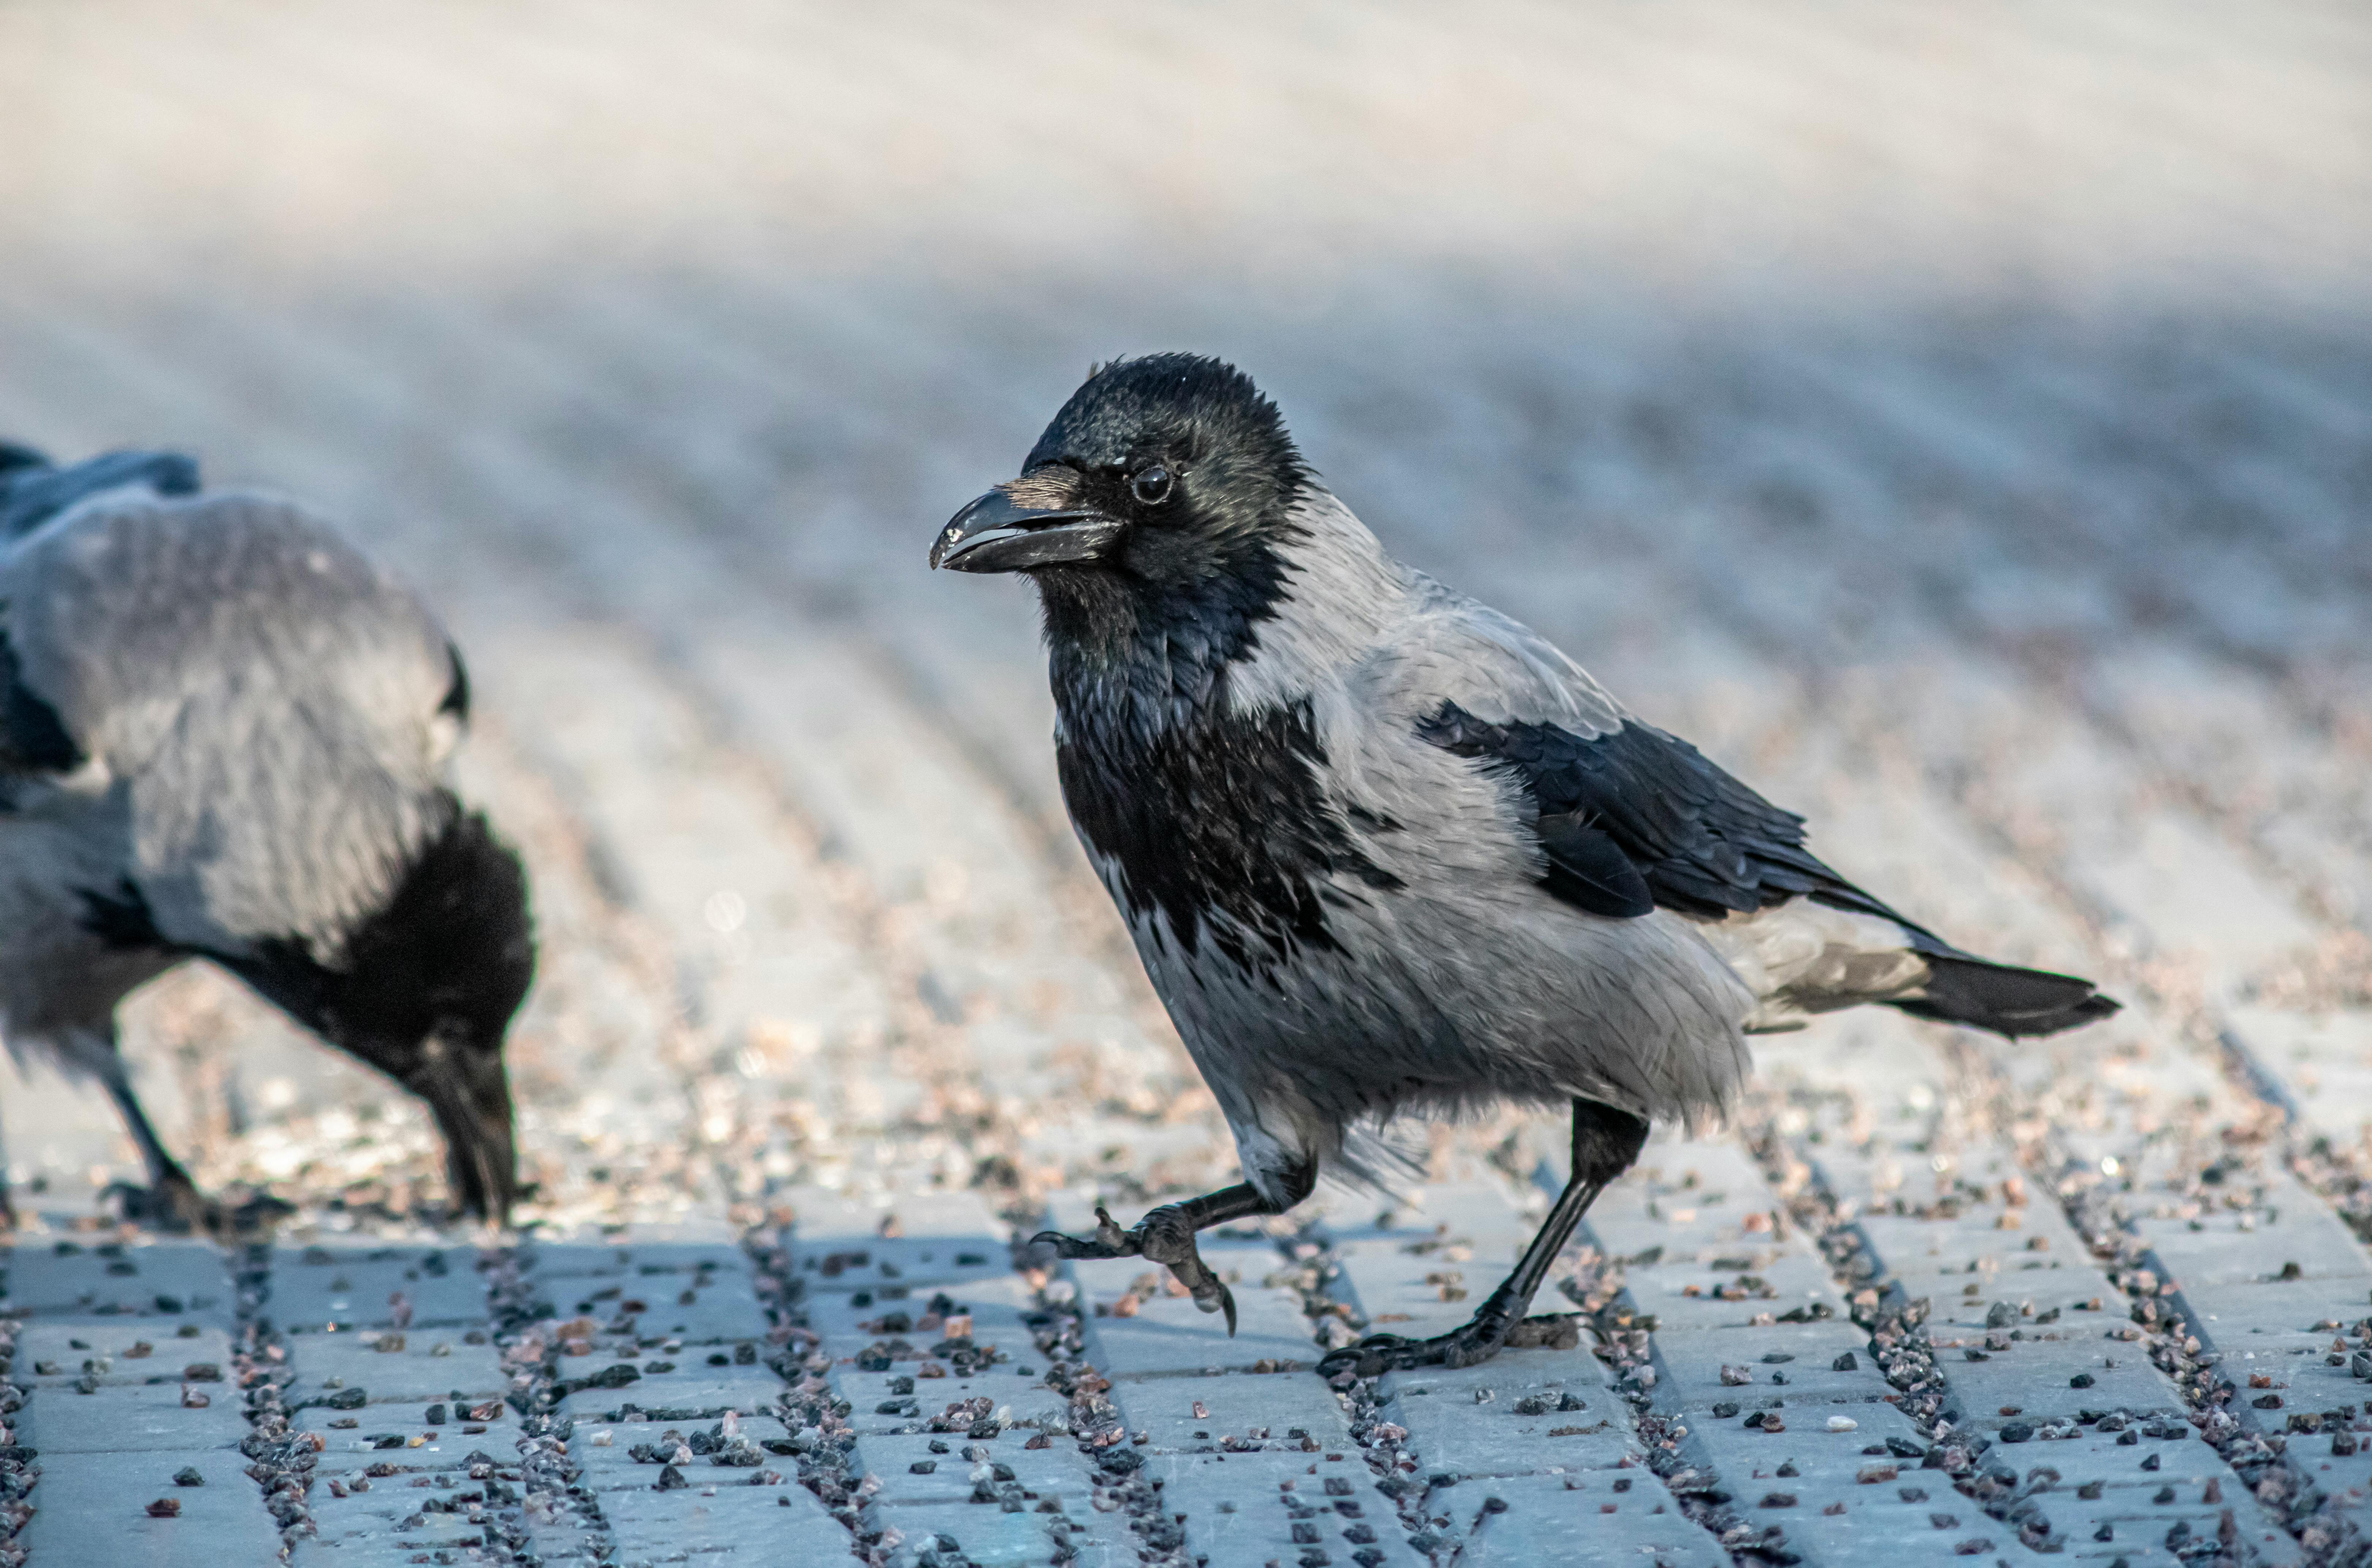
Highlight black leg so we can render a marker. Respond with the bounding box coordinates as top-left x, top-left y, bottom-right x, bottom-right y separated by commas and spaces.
1317, 1099, 1648, 1378
1033, 1162, 1317, 1335
99, 1070, 212, 1232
